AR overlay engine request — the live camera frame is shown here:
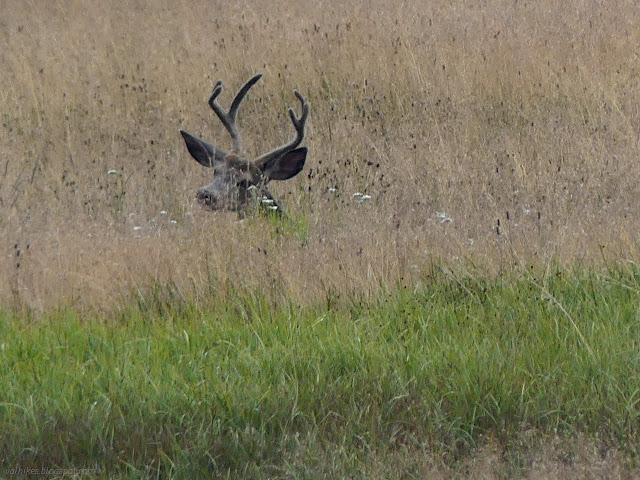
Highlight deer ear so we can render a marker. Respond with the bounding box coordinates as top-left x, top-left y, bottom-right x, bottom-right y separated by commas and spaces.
180, 130, 223, 168
262, 147, 307, 180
